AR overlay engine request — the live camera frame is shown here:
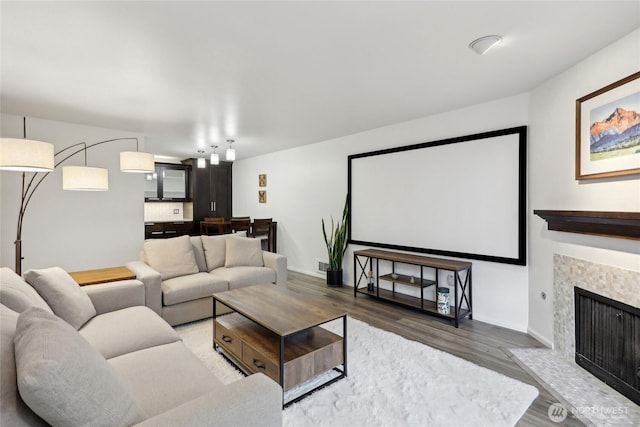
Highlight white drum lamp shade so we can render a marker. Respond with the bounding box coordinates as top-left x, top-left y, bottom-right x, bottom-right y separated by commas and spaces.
62, 166, 109, 191
0, 138, 55, 172
120, 151, 155, 173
